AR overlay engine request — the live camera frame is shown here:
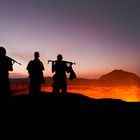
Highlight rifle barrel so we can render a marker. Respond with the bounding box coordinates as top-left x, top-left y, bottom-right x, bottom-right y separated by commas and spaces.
48, 60, 76, 65
6, 56, 22, 65
48, 60, 56, 64
63, 61, 76, 65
